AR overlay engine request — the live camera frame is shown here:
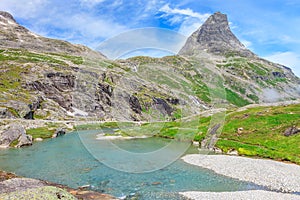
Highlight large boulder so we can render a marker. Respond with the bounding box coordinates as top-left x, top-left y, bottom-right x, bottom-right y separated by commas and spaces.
16, 134, 33, 148
4, 101, 30, 119
52, 128, 66, 138
0, 124, 25, 148
0, 124, 32, 148
0, 178, 45, 193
